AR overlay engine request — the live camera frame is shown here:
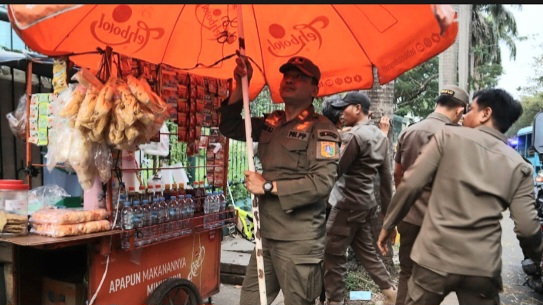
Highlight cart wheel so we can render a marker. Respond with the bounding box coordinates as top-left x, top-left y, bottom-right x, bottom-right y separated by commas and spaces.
146, 278, 203, 305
